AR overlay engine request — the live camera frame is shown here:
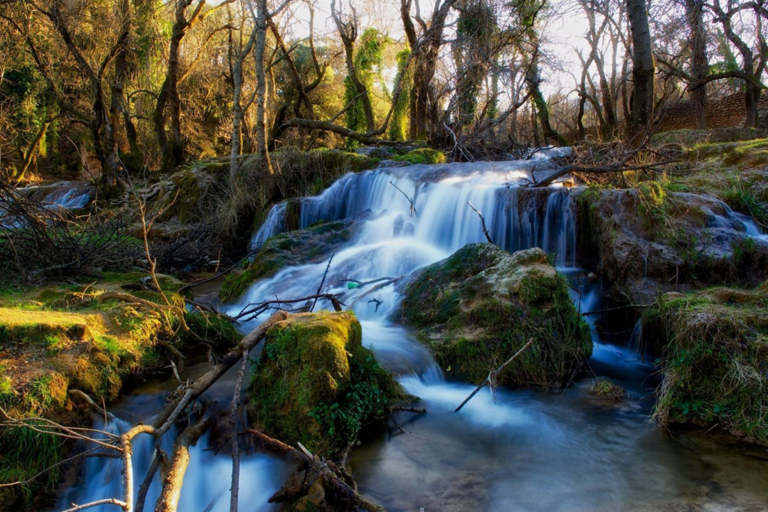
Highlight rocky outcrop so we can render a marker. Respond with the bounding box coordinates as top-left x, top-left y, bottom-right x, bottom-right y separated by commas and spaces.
399, 244, 592, 386
577, 186, 768, 304
249, 312, 403, 458
221, 211, 373, 301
